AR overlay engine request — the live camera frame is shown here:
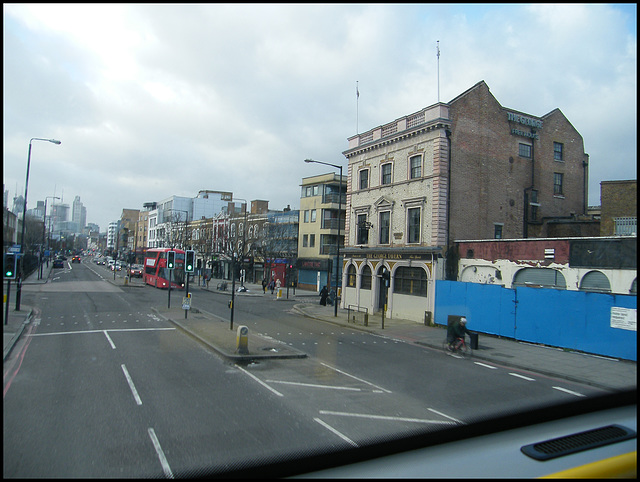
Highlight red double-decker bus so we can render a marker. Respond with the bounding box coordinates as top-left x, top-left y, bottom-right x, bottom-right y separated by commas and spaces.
144, 248, 186, 289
